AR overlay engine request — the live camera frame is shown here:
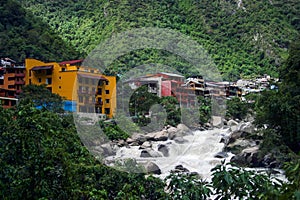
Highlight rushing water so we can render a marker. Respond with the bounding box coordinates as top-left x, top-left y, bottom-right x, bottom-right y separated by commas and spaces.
107, 128, 234, 179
